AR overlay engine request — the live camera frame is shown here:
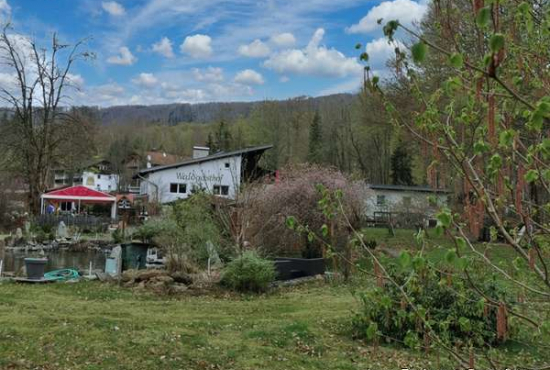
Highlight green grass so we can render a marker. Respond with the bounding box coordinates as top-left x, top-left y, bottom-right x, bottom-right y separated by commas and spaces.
1, 229, 548, 369
0, 281, 449, 370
